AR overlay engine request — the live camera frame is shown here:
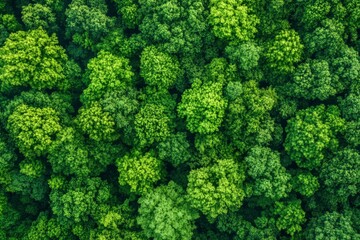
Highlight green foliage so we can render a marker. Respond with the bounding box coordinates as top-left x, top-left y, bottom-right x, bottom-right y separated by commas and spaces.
305, 212, 360, 240
194, 132, 235, 161
217, 212, 279, 240
157, 132, 191, 166
0, 14, 21, 45
81, 51, 134, 103
245, 146, 291, 204
273, 200, 306, 236
209, 0, 259, 41
0, 136, 16, 185
112, 0, 141, 29
138, 0, 207, 55
50, 177, 111, 225
100, 87, 139, 145
187, 159, 245, 220
140, 46, 183, 89
0, 0, 358, 238
291, 171, 319, 197
137, 181, 199, 240
264, 29, 304, 75
116, 150, 164, 195
225, 80, 276, 153
7, 104, 62, 158
135, 103, 171, 147
0, 28, 69, 92
319, 148, 360, 206
284, 105, 345, 169
76, 101, 118, 142
289, 60, 336, 100
65, 0, 115, 50
22, 4, 57, 32
1, 90, 74, 125
339, 93, 360, 121
178, 79, 227, 134
304, 19, 346, 58
48, 127, 91, 176
226, 41, 261, 72
23, 212, 75, 240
